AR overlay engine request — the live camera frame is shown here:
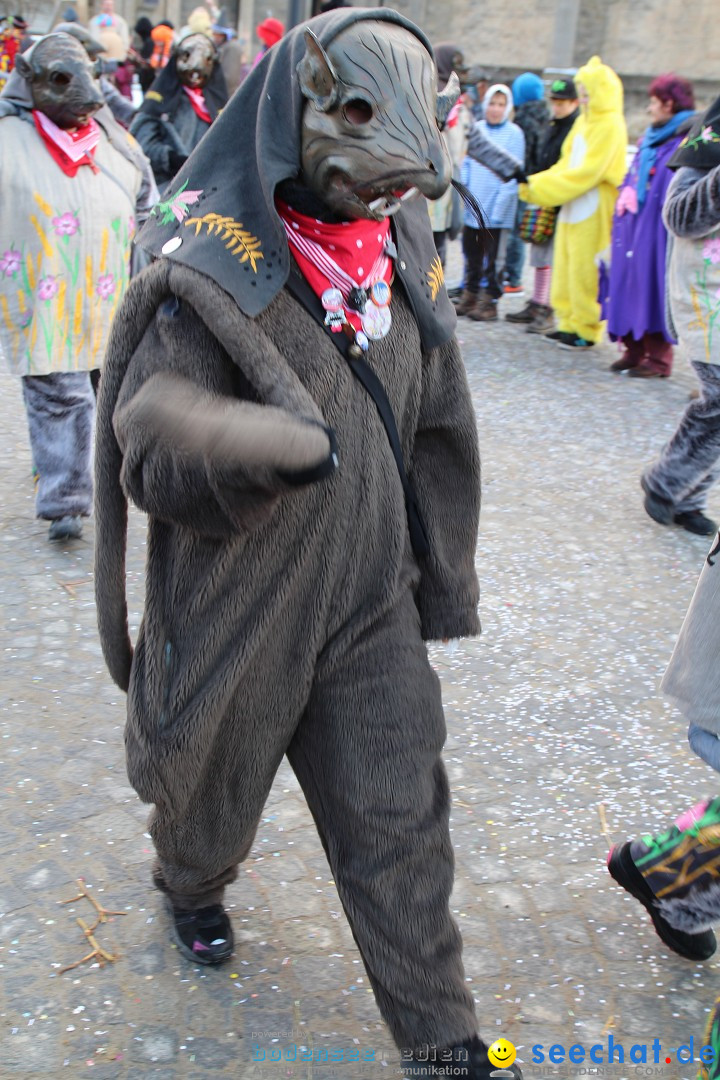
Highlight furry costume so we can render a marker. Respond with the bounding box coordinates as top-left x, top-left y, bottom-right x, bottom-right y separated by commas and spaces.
0, 35, 153, 527
519, 56, 627, 344
642, 98, 720, 522
92, 10, 515, 1075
